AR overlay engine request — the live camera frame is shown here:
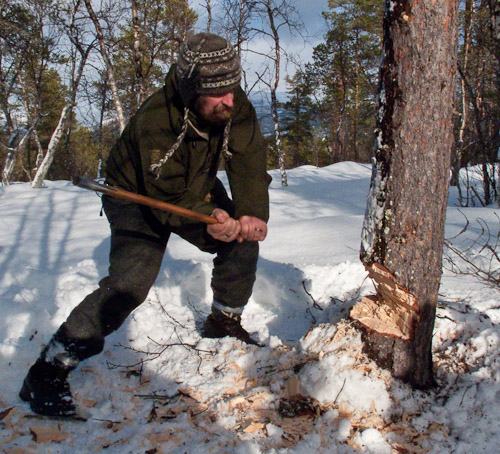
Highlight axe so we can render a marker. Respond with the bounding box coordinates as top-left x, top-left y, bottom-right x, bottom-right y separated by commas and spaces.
72, 176, 218, 225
